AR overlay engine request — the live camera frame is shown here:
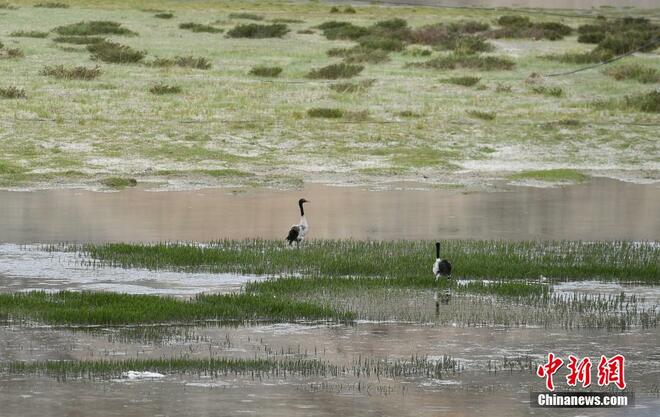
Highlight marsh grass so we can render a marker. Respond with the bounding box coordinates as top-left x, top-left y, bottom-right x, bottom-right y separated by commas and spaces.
228, 13, 263, 21
53, 35, 105, 44
149, 83, 182, 95
34, 2, 69, 8
249, 65, 282, 77
467, 110, 496, 120
73, 240, 660, 282
0, 86, 26, 99
179, 22, 223, 33
490, 15, 572, 40
577, 17, 659, 55
87, 41, 145, 64
100, 177, 137, 188
40, 65, 100, 80
415, 53, 514, 71
151, 56, 212, 70
53, 21, 137, 37
531, 85, 564, 97
604, 64, 659, 84
10, 30, 48, 38
329, 79, 374, 93
327, 46, 389, 64
510, 169, 587, 182
307, 108, 343, 118
306, 63, 363, 79
154, 12, 173, 19
0, 291, 352, 325
441, 76, 480, 87
593, 90, 660, 113
226, 23, 289, 38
